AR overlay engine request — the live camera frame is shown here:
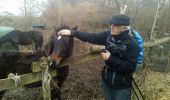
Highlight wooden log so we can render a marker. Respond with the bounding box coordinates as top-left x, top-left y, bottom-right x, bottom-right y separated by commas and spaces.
89, 37, 170, 53
0, 70, 57, 92
89, 45, 104, 54
143, 37, 170, 48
